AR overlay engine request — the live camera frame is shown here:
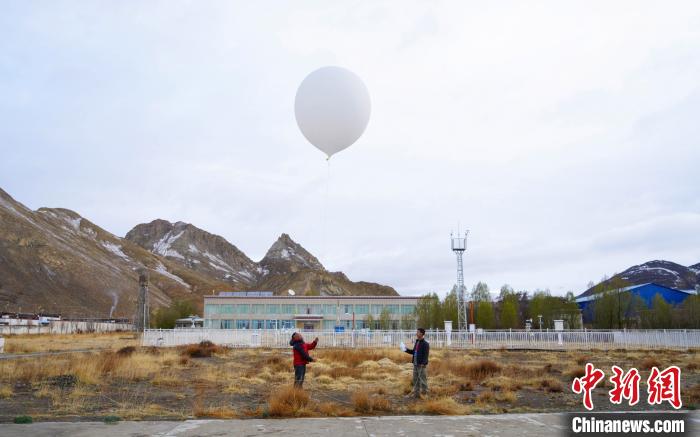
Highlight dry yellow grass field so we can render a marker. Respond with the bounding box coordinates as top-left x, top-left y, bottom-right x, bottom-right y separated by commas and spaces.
3, 332, 139, 354
0, 333, 698, 422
